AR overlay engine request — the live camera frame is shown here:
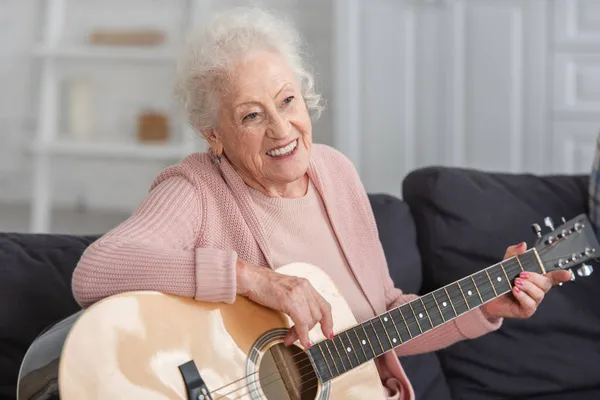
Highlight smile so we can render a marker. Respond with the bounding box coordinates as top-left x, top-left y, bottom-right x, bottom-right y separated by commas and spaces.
266, 139, 298, 157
